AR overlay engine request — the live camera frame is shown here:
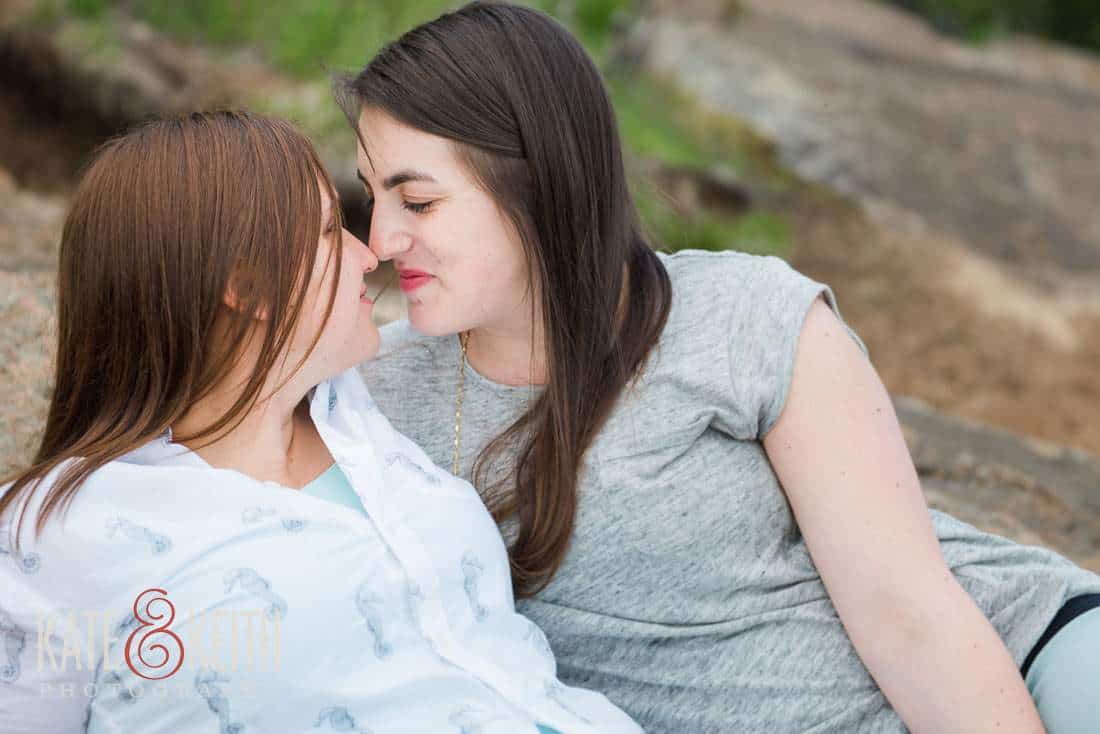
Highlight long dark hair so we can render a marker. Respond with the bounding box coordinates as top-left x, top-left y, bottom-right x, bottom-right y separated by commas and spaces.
0, 111, 343, 551
338, 1, 672, 597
